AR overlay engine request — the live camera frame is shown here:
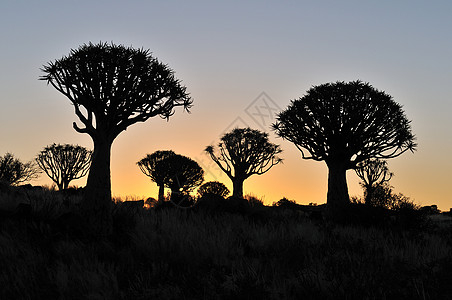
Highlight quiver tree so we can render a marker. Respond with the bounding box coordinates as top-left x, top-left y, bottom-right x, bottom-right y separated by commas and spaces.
205, 127, 282, 198
273, 81, 416, 219
138, 151, 204, 205
137, 150, 177, 203
197, 181, 230, 198
36, 143, 92, 190
355, 158, 393, 206
41, 42, 192, 236
0, 153, 40, 185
